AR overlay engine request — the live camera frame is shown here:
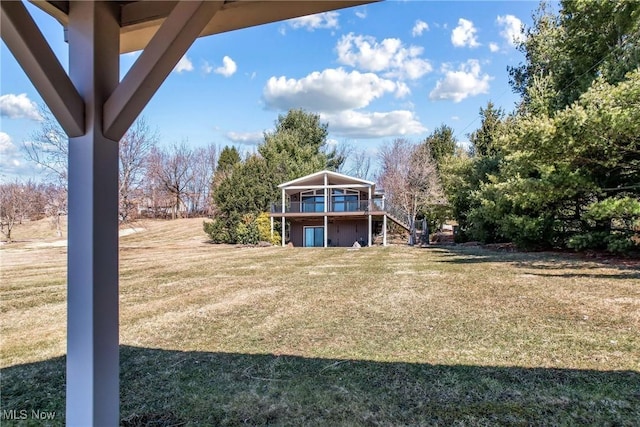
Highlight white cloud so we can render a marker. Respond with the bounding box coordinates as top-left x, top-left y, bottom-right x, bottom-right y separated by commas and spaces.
263, 68, 407, 113
0, 132, 16, 157
497, 15, 525, 46
336, 33, 432, 80
174, 55, 194, 73
214, 56, 237, 77
0, 132, 33, 179
288, 11, 339, 31
395, 81, 411, 98
489, 42, 500, 53
202, 61, 213, 74
355, 9, 367, 19
429, 60, 491, 102
412, 20, 429, 37
321, 110, 427, 139
0, 93, 42, 121
226, 131, 263, 145
451, 18, 480, 48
